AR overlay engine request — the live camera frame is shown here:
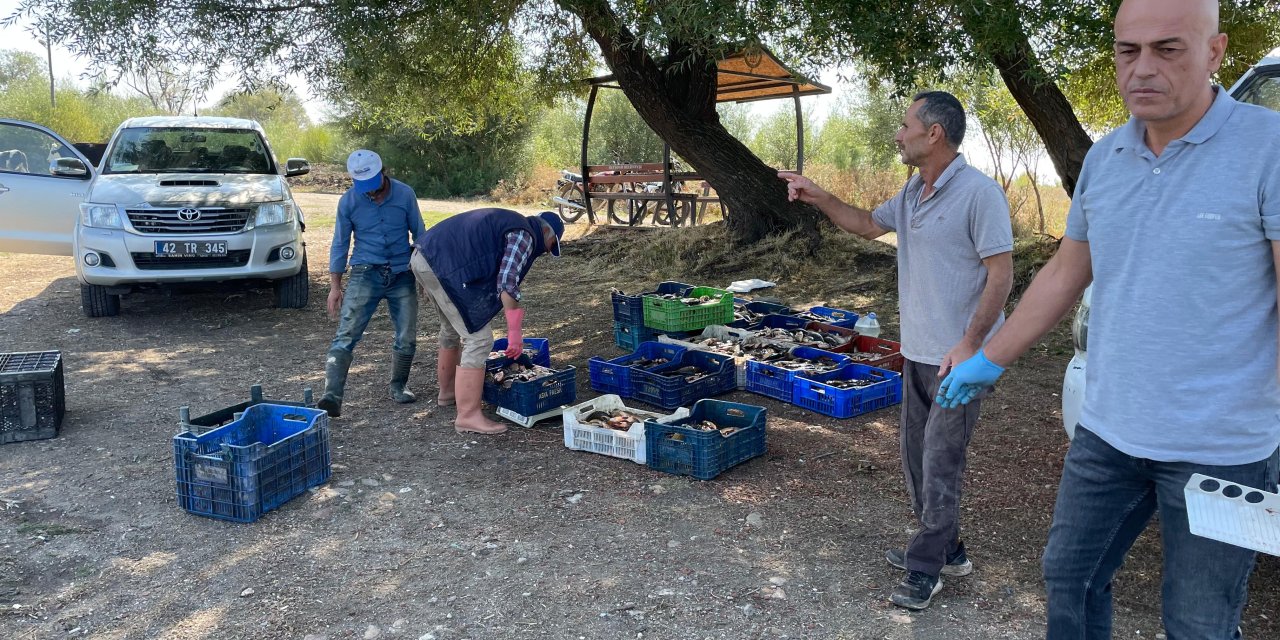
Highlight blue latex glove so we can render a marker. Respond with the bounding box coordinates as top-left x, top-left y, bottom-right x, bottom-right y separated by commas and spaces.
935, 350, 1006, 409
